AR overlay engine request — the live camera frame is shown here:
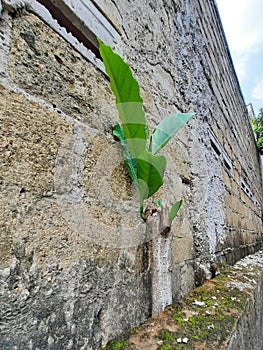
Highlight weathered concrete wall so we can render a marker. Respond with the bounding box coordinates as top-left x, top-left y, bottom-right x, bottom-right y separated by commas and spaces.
0, 5, 151, 349
0, 0, 262, 349
111, 0, 263, 297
